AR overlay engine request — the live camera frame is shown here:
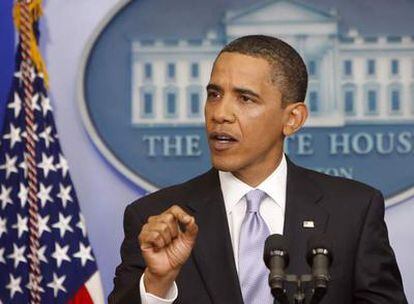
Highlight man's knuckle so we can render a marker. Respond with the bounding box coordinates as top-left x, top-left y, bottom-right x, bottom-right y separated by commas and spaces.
164, 212, 174, 222
170, 205, 181, 213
